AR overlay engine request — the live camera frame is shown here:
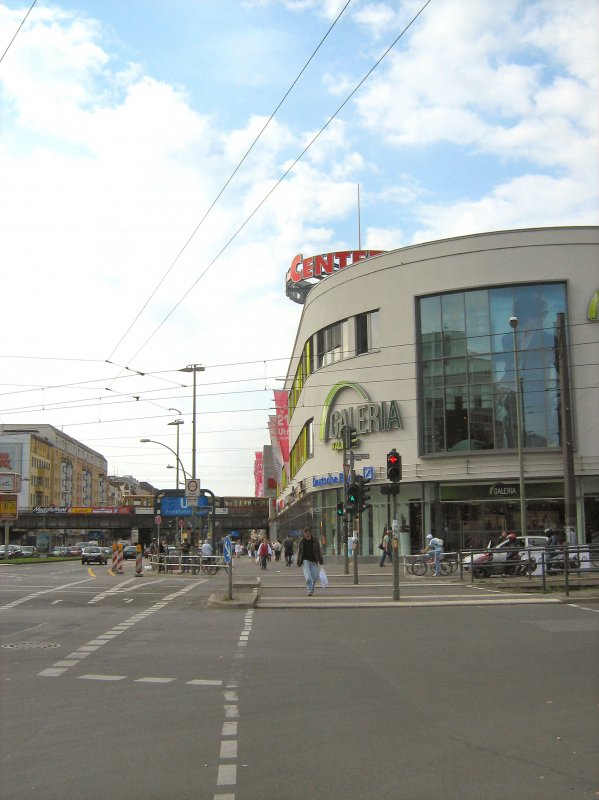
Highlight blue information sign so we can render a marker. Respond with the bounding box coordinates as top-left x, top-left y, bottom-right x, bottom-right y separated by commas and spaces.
223, 536, 232, 565
160, 496, 208, 517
